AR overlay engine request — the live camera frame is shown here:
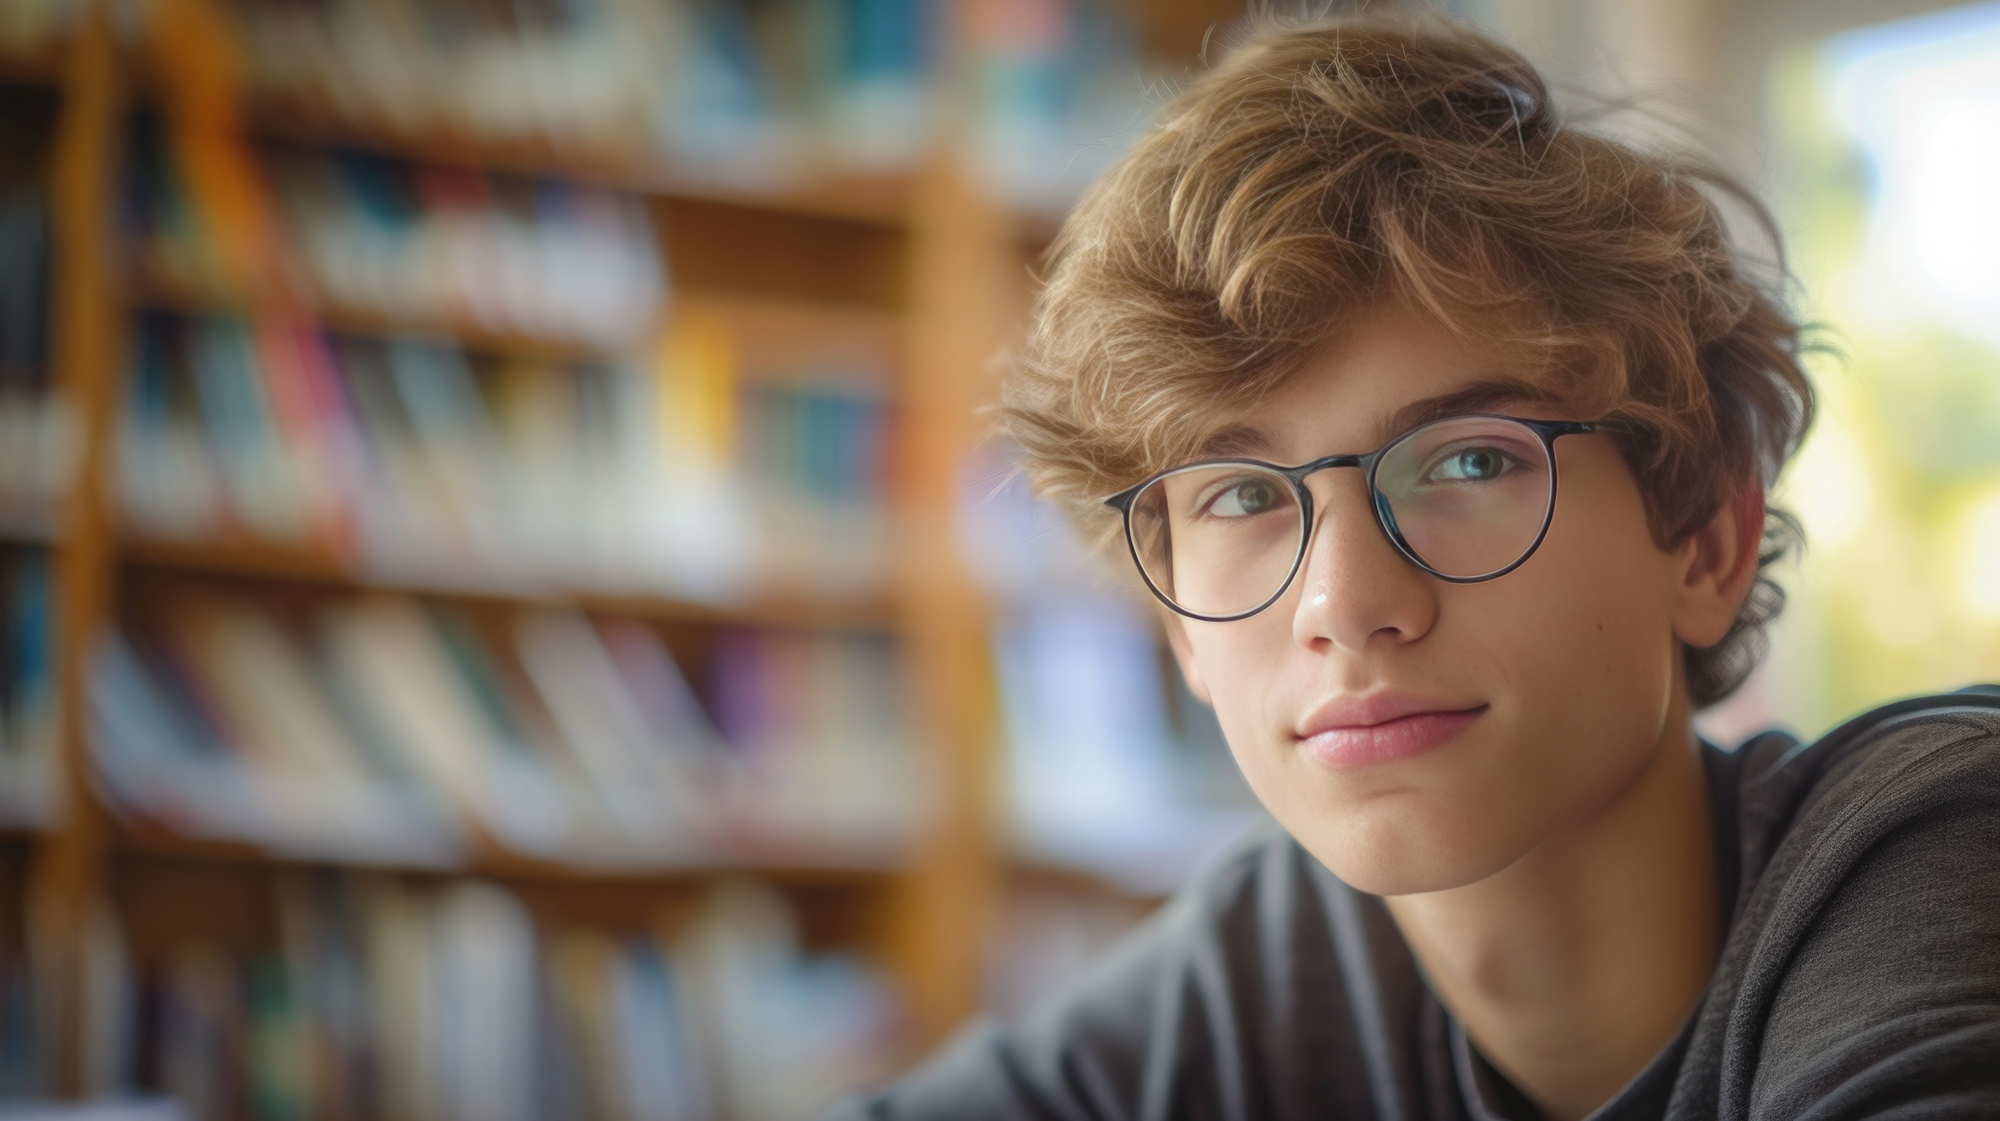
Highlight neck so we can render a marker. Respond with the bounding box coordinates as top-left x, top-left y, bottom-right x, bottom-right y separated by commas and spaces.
1384, 697, 1722, 1121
